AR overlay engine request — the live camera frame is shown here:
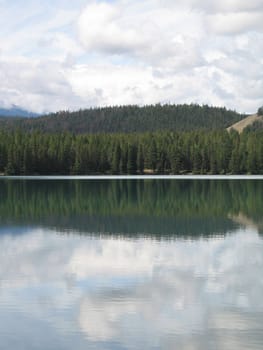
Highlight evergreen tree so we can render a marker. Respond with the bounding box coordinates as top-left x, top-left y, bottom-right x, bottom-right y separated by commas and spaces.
112, 143, 121, 174
127, 144, 137, 174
